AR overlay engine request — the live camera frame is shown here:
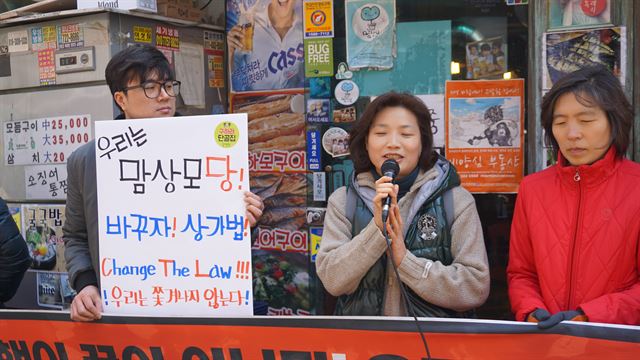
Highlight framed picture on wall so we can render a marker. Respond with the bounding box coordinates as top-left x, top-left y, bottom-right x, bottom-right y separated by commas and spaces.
548, 0, 612, 31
